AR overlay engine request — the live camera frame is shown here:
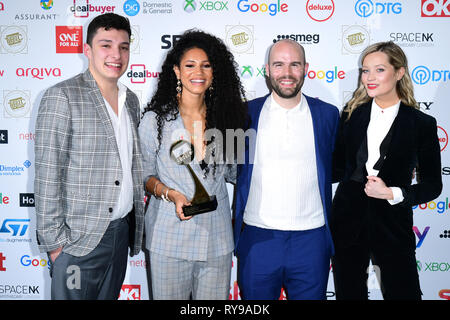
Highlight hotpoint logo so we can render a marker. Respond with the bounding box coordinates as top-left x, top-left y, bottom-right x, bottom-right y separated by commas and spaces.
354, 0, 402, 17
237, 0, 288, 16
411, 65, 450, 85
